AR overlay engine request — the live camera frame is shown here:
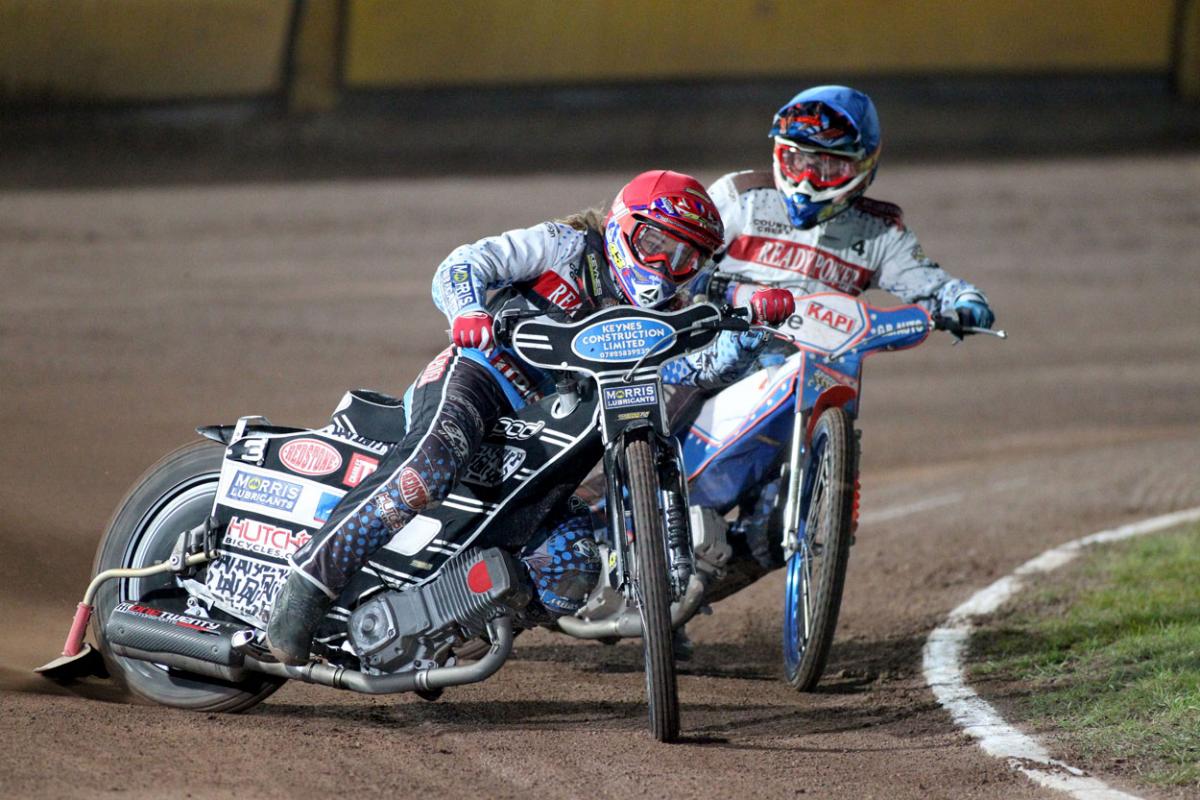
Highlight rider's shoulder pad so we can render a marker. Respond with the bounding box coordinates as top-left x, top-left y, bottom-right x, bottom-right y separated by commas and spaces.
731, 170, 775, 194
853, 197, 905, 228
